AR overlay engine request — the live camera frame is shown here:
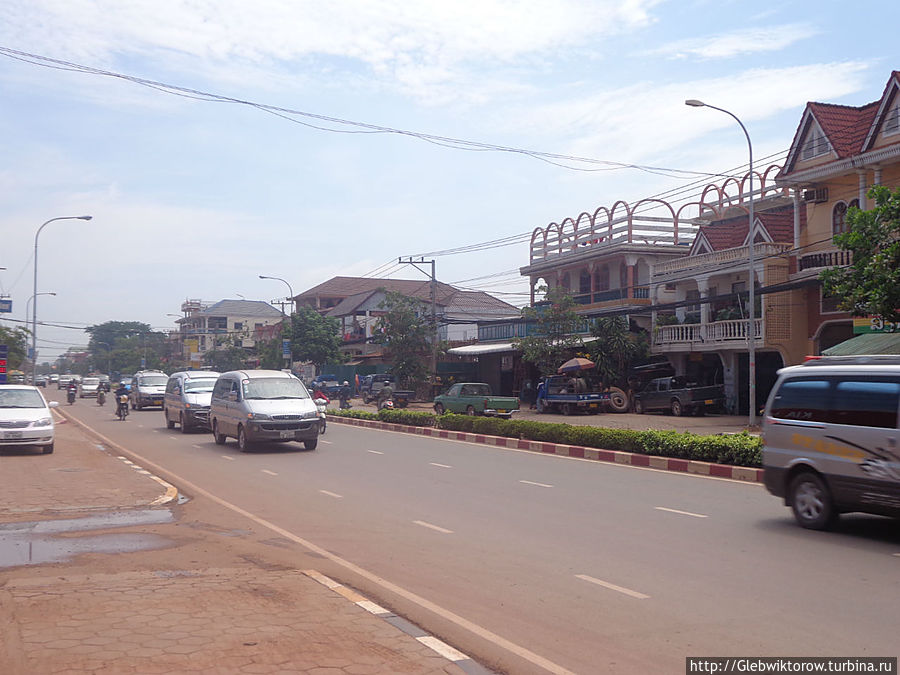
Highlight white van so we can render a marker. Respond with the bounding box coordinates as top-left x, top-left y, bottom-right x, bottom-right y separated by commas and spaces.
129, 370, 169, 410
163, 371, 220, 433
762, 356, 900, 529
209, 370, 320, 452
